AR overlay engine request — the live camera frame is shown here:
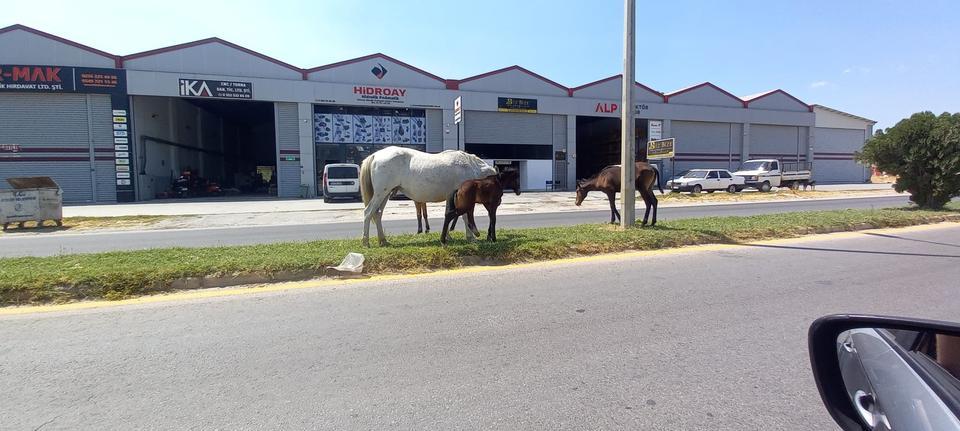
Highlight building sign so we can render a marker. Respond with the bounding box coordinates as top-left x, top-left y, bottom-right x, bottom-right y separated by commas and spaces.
178, 79, 252, 99
371, 63, 388, 79
595, 102, 651, 114
0, 65, 126, 94
498, 97, 537, 113
647, 138, 675, 160
0, 144, 22, 153
352, 85, 407, 106
649, 120, 663, 140
453, 96, 462, 124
